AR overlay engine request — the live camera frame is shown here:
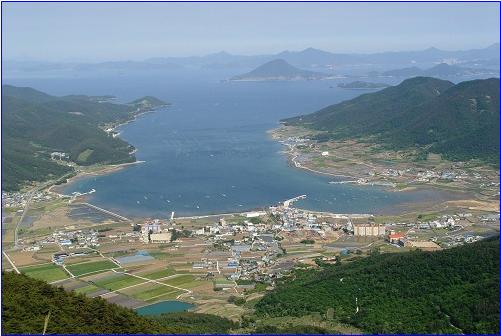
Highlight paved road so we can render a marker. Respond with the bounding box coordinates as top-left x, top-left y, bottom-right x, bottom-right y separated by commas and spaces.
3, 251, 20, 273
14, 191, 35, 249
